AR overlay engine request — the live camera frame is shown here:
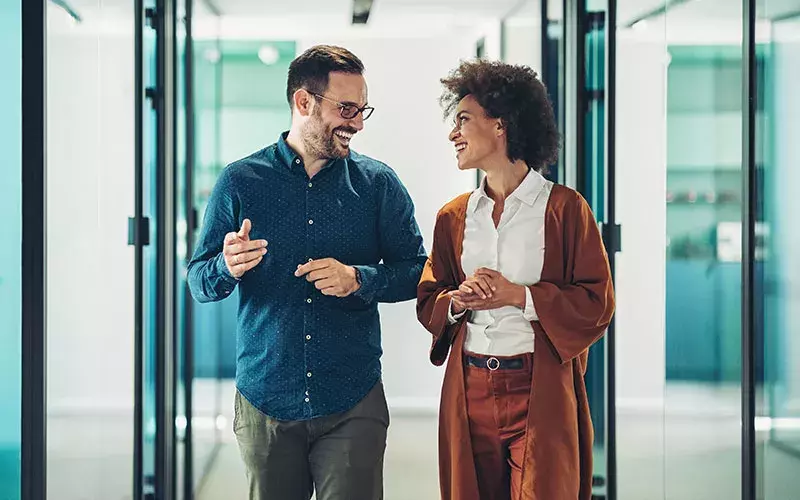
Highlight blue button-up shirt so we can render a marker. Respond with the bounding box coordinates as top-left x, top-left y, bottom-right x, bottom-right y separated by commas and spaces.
187, 133, 427, 421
